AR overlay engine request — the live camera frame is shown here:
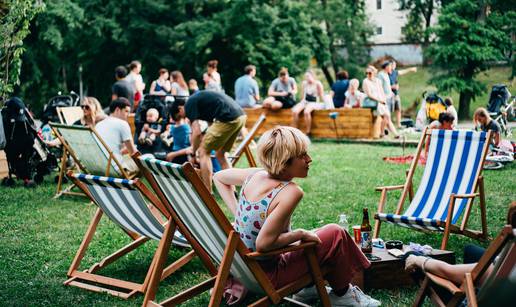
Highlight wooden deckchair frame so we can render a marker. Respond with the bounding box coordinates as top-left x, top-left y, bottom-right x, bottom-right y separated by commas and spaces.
412, 225, 515, 307
134, 155, 331, 307
64, 171, 200, 299
228, 114, 266, 167
373, 128, 492, 250
50, 123, 135, 198
56, 106, 83, 125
